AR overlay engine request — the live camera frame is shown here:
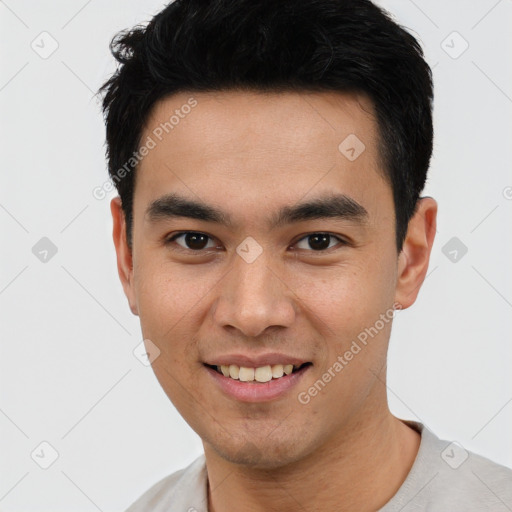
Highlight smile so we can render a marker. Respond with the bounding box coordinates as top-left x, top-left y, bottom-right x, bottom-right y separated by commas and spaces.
203, 362, 312, 402
206, 363, 312, 383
